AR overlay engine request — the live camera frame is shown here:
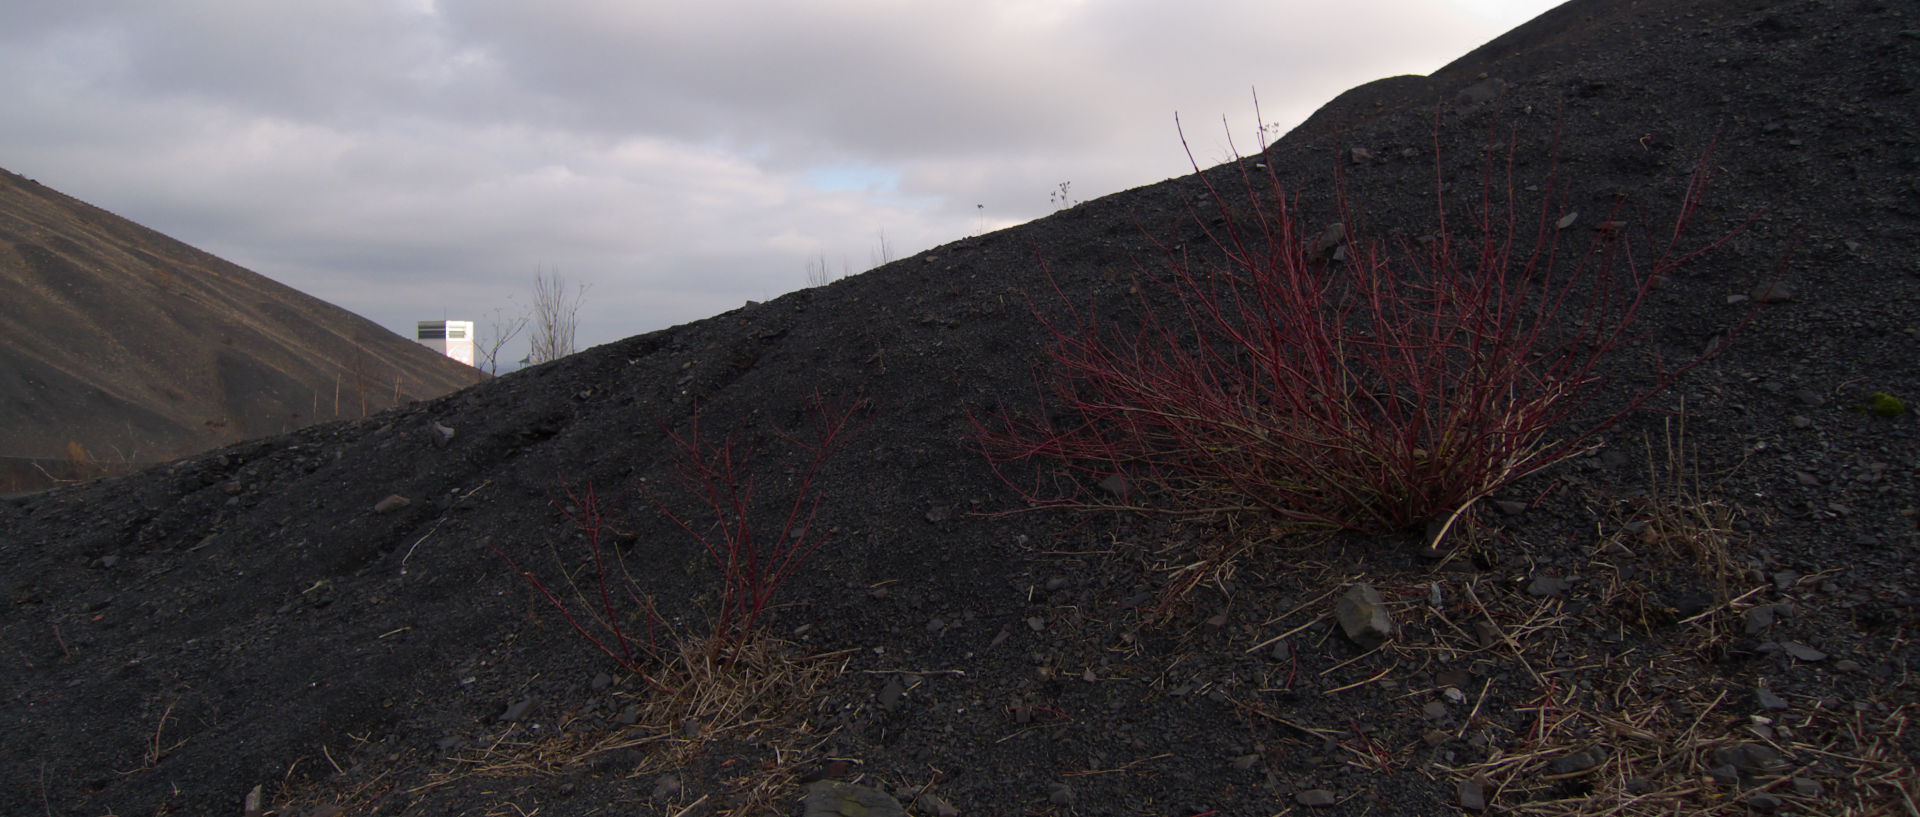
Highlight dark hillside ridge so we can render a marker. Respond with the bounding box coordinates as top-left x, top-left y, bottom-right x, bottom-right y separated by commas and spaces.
2, 0, 1915, 814
0, 168, 483, 490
